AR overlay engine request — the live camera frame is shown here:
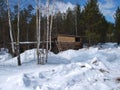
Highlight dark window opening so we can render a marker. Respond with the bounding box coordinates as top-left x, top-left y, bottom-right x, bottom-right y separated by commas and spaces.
75, 37, 80, 42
